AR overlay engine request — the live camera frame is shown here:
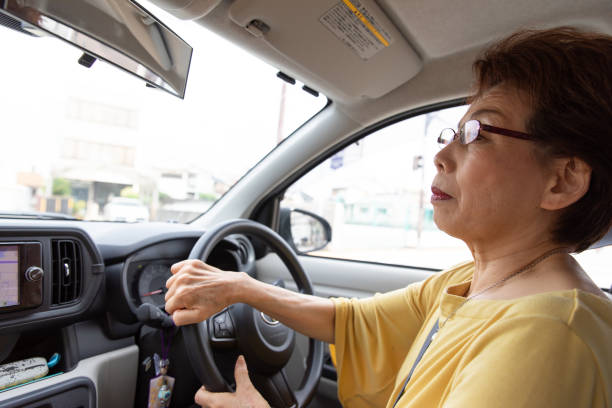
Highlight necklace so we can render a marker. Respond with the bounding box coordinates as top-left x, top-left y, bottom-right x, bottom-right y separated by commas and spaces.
432, 247, 568, 340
